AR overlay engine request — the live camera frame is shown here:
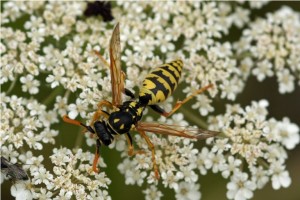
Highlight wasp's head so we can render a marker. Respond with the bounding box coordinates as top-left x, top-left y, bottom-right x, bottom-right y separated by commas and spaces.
108, 111, 134, 134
